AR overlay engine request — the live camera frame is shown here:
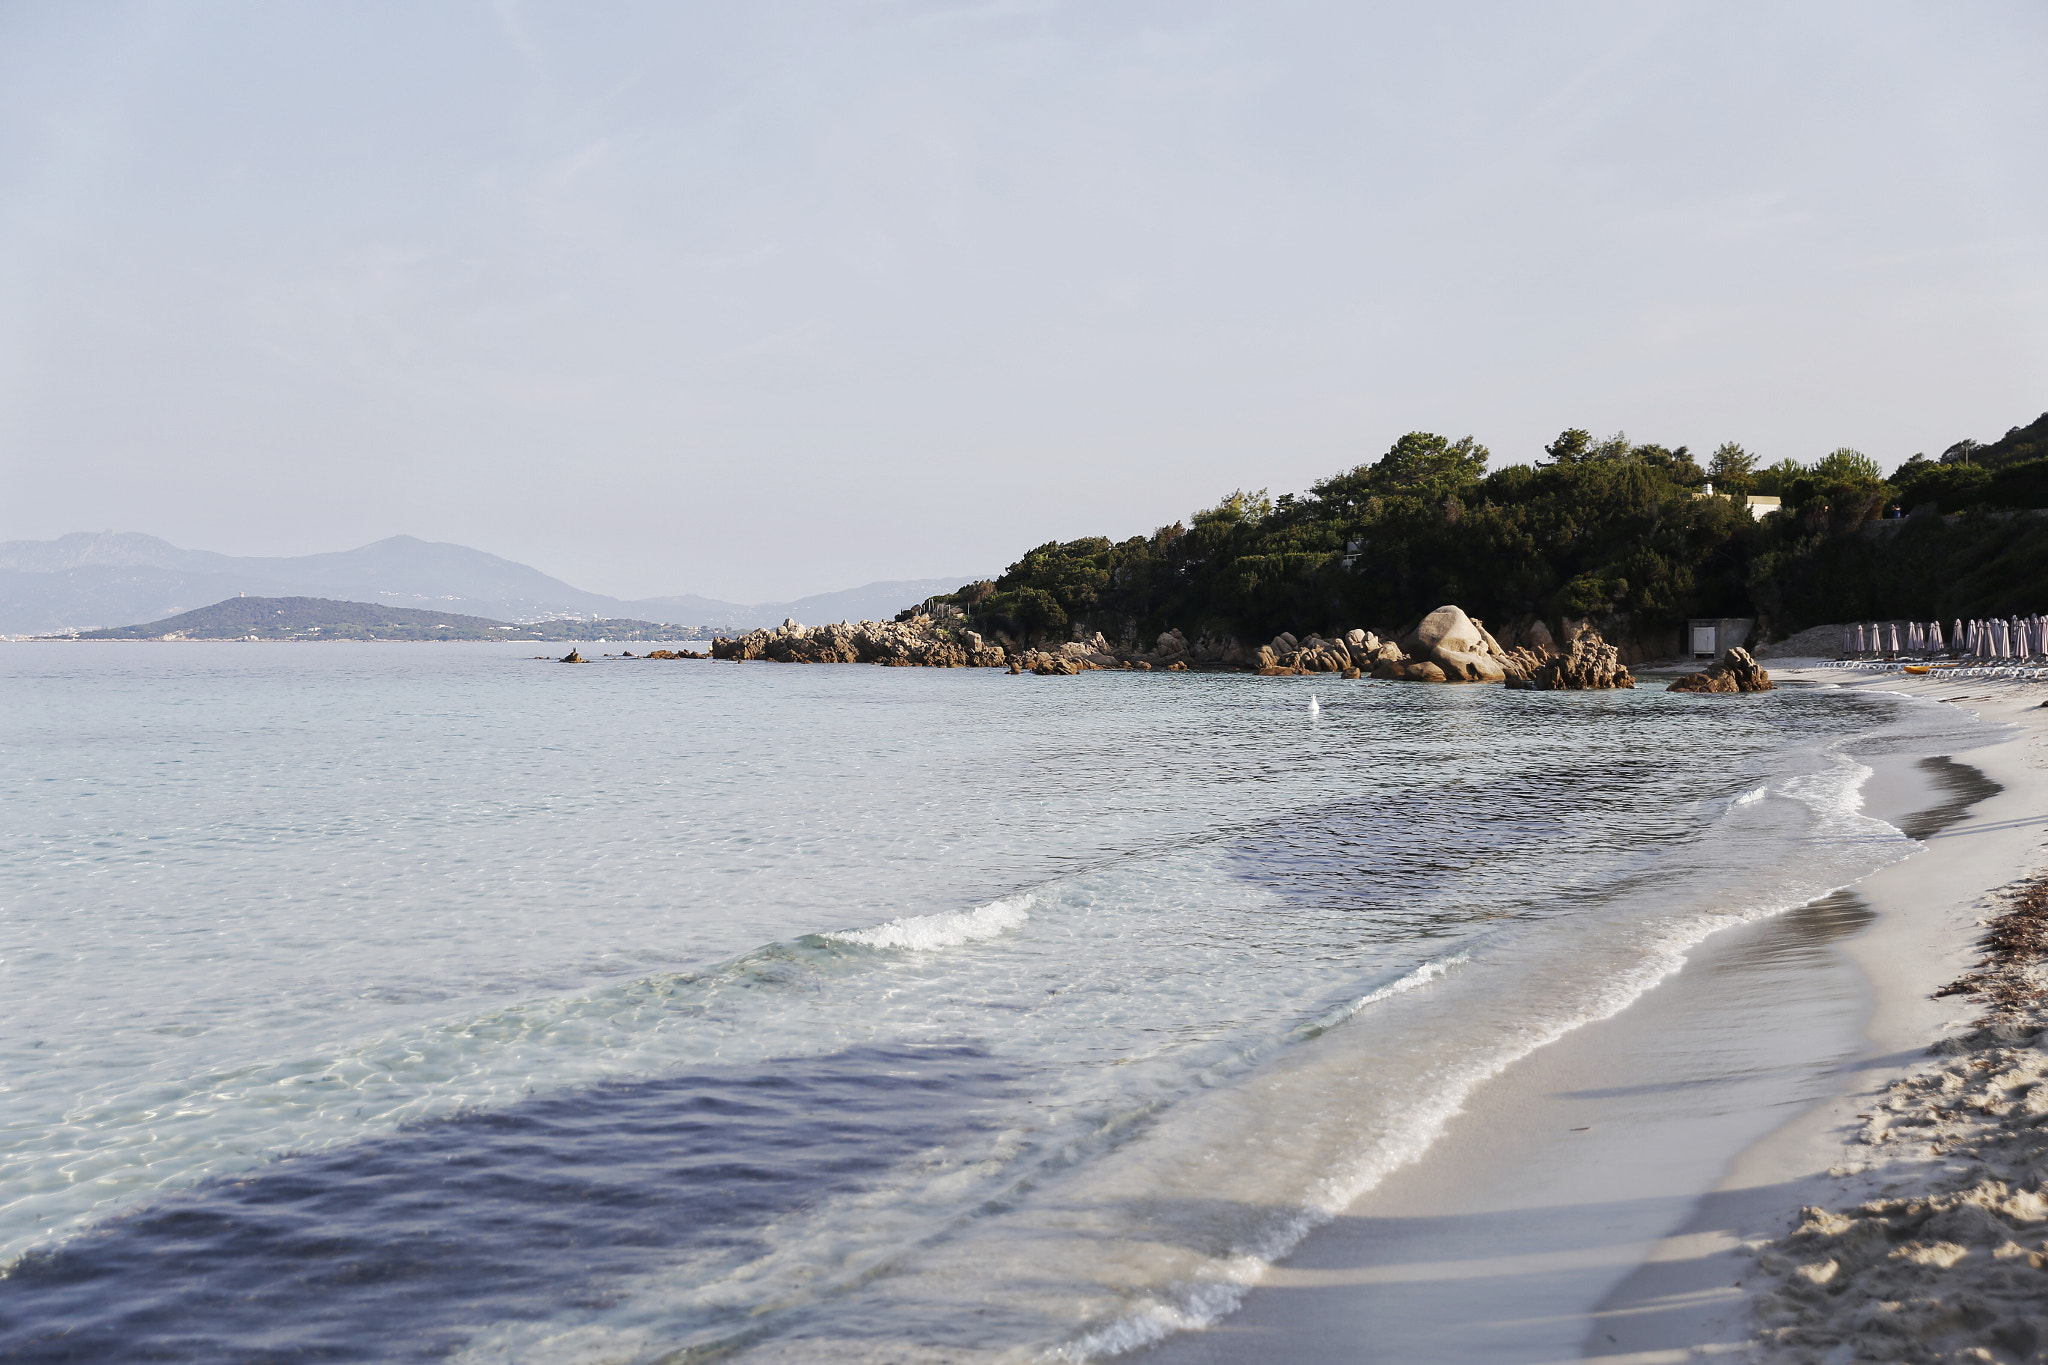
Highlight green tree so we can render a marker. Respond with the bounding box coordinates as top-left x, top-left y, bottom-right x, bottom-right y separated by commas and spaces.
1749, 458, 1807, 497
1812, 448, 1883, 485
1541, 429, 1593, 466
1367, 432, 1490, 498
1708, 442, 1756, 495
